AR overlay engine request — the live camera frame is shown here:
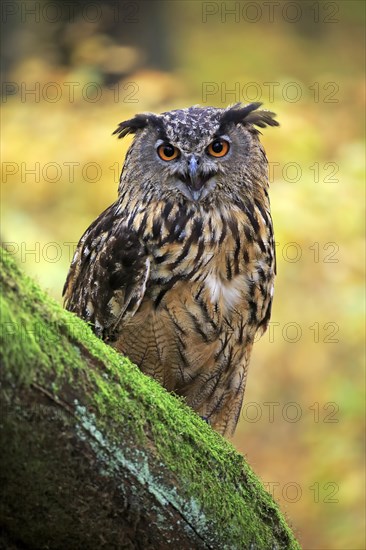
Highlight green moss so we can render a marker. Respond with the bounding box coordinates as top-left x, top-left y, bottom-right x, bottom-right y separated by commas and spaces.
0, 249, 300, 549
